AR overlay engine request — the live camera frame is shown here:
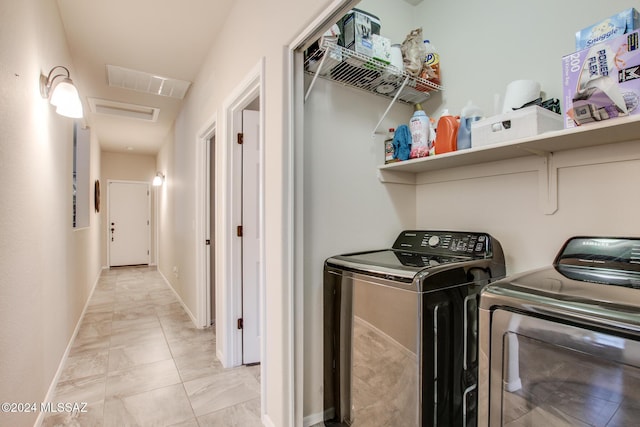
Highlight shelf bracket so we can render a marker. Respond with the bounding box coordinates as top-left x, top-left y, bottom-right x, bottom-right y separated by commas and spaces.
372, 76, 410, 136
538, 152, 558, 215
521, 147, 550, 157
304, 44, 333, 102
377, 168, 416, 185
